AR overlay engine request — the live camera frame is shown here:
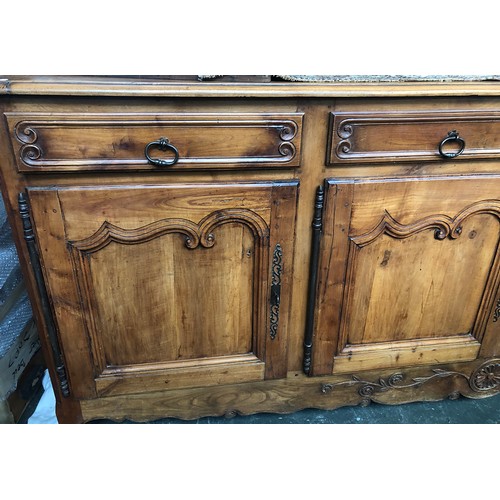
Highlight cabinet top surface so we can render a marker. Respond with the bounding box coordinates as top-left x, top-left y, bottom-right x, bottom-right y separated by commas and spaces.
2, 76, 500, 98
